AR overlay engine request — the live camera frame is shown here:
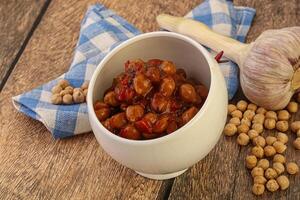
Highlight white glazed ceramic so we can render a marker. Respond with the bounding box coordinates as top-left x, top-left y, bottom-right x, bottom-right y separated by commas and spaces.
87, 31, 228, 180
